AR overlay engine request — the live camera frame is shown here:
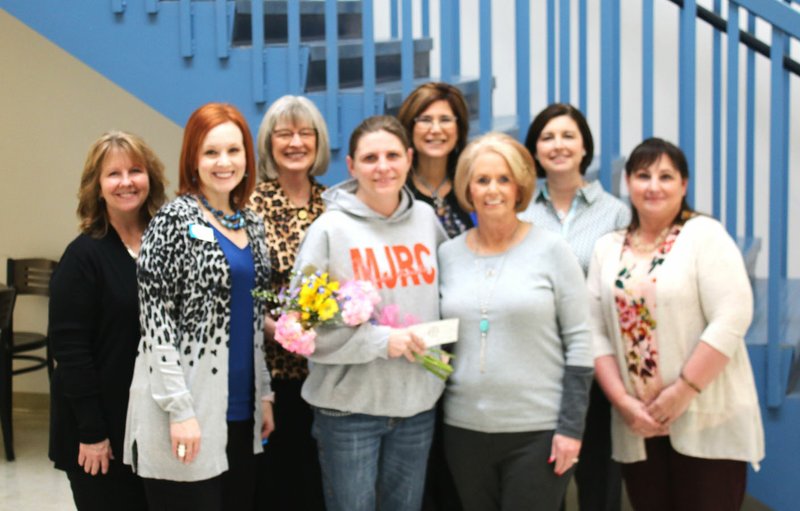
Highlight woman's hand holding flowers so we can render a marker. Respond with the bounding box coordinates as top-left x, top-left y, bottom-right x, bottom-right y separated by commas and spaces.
387, 330, 427, 362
